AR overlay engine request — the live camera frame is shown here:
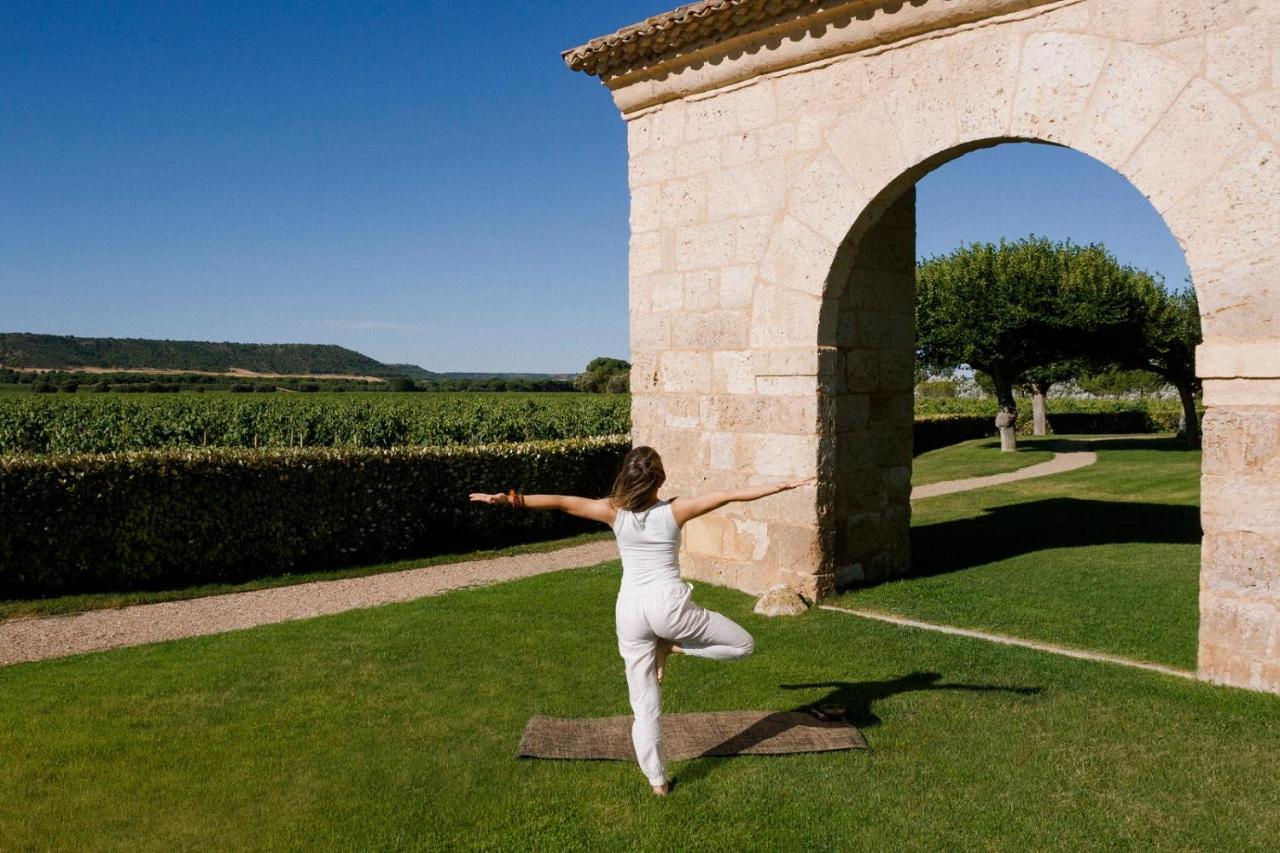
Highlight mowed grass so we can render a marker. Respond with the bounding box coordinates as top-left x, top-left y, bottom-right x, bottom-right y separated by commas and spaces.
838, 435, 1200, 669
2, 565, 1278, 851
911, 436, 1056, 486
